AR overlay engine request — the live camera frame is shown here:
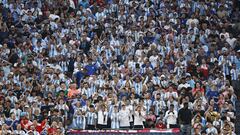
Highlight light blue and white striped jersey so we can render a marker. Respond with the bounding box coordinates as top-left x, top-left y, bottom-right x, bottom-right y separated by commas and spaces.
111, 112, 120, 129
153, 100, 166, 116
144, 99, 152, 115
133, 82, 143, 96
86, 112, 97, 125
230, 68, 239, 81
222, 61, 232, 76
82, 88, 93, 99
105, 49, 112, 61
152, 76, 161, 85
73, 115, 86, 129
